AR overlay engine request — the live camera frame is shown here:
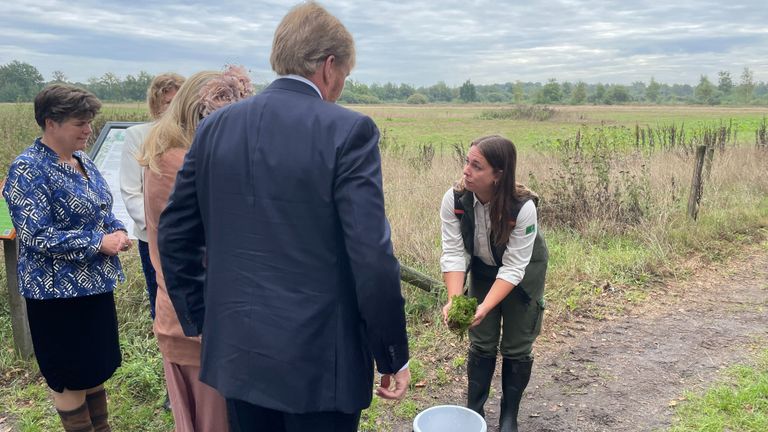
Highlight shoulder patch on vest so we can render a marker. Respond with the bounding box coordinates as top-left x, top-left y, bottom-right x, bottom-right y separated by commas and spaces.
525, 224, 536, 235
